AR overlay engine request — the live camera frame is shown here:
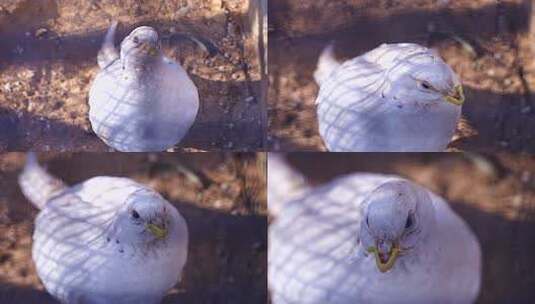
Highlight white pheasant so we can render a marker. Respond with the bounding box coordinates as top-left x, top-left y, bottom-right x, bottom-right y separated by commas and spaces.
89, 21, 199, 152
268, 160, 481, 304
314, 43, 464, 152
18, 154, 188, 304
